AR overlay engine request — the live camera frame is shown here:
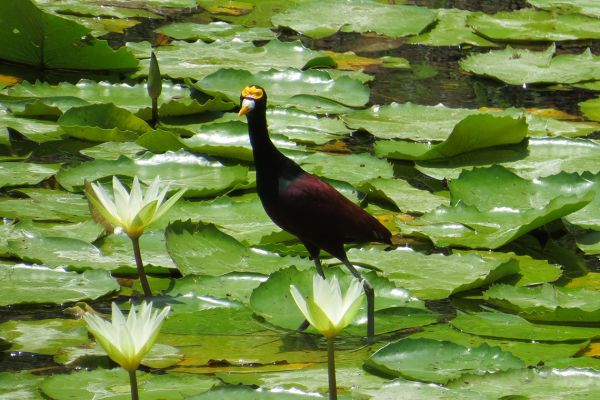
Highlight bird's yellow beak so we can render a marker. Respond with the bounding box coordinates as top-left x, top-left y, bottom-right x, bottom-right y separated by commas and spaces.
238, 98, 255, 116
238, 105, 251, 116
